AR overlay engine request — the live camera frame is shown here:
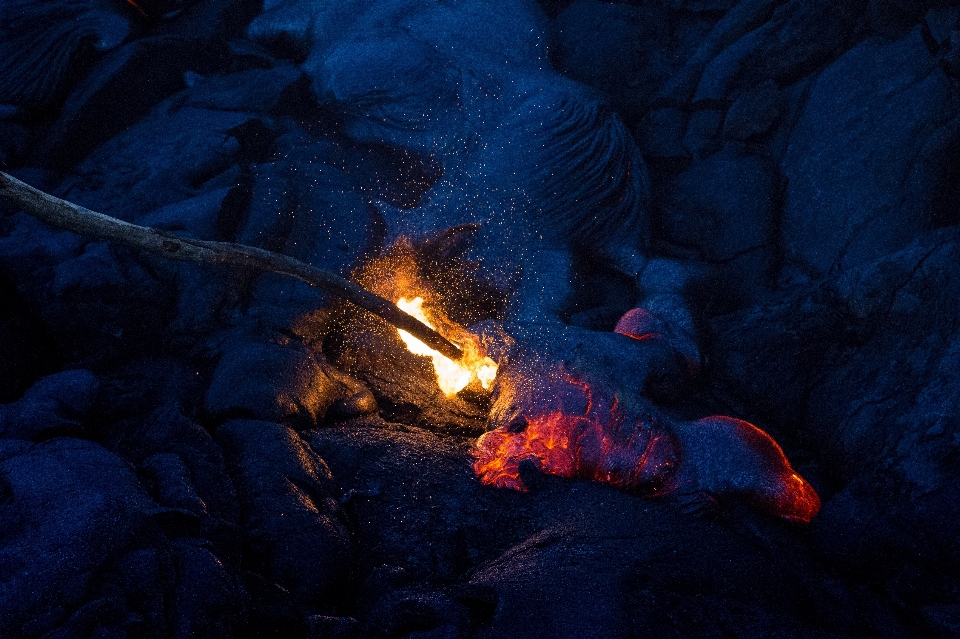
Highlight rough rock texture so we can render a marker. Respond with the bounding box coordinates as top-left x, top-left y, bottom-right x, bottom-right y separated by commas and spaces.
0, 0, 132, 110
0, 438, 167, 638
782, 27, 960, 276
0, 369, 99, 440
309, 423, 905, 639
657, 146, 780, 304
552, 0, 676, 119
2, 0, 960, 636
215, 419, 351, 606
709, 227, 960, 629
205, 341, 339, 427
